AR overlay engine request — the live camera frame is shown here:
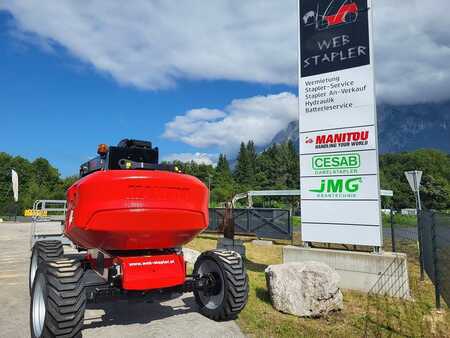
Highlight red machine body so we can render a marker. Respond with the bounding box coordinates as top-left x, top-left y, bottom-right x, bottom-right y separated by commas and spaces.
65, 170, 209, 252
324, 1, 358, 26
